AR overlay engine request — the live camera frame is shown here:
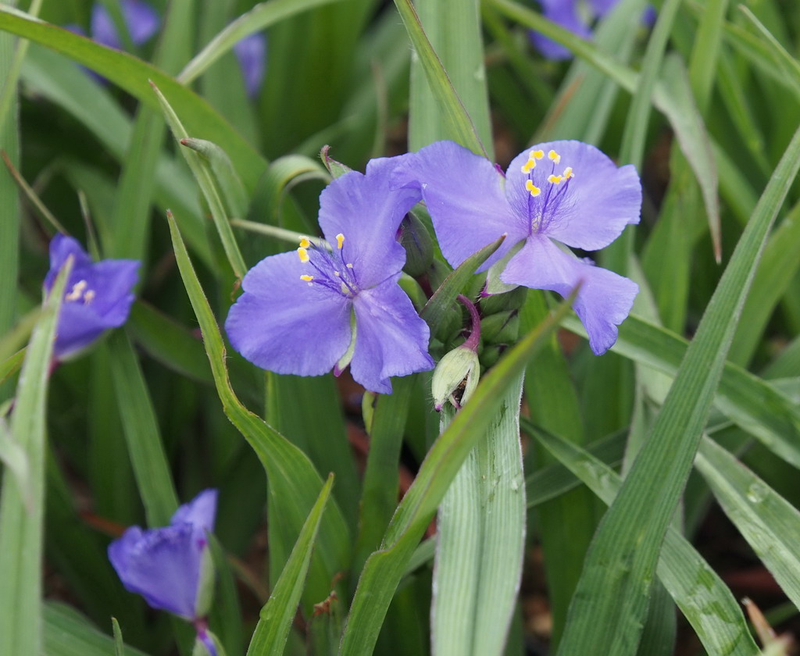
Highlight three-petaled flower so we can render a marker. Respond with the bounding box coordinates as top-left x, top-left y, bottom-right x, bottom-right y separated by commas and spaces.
45, 234, 139, 361
109, 490, 219, 653
395, 140, 641, 355
225, 157, 434, 394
